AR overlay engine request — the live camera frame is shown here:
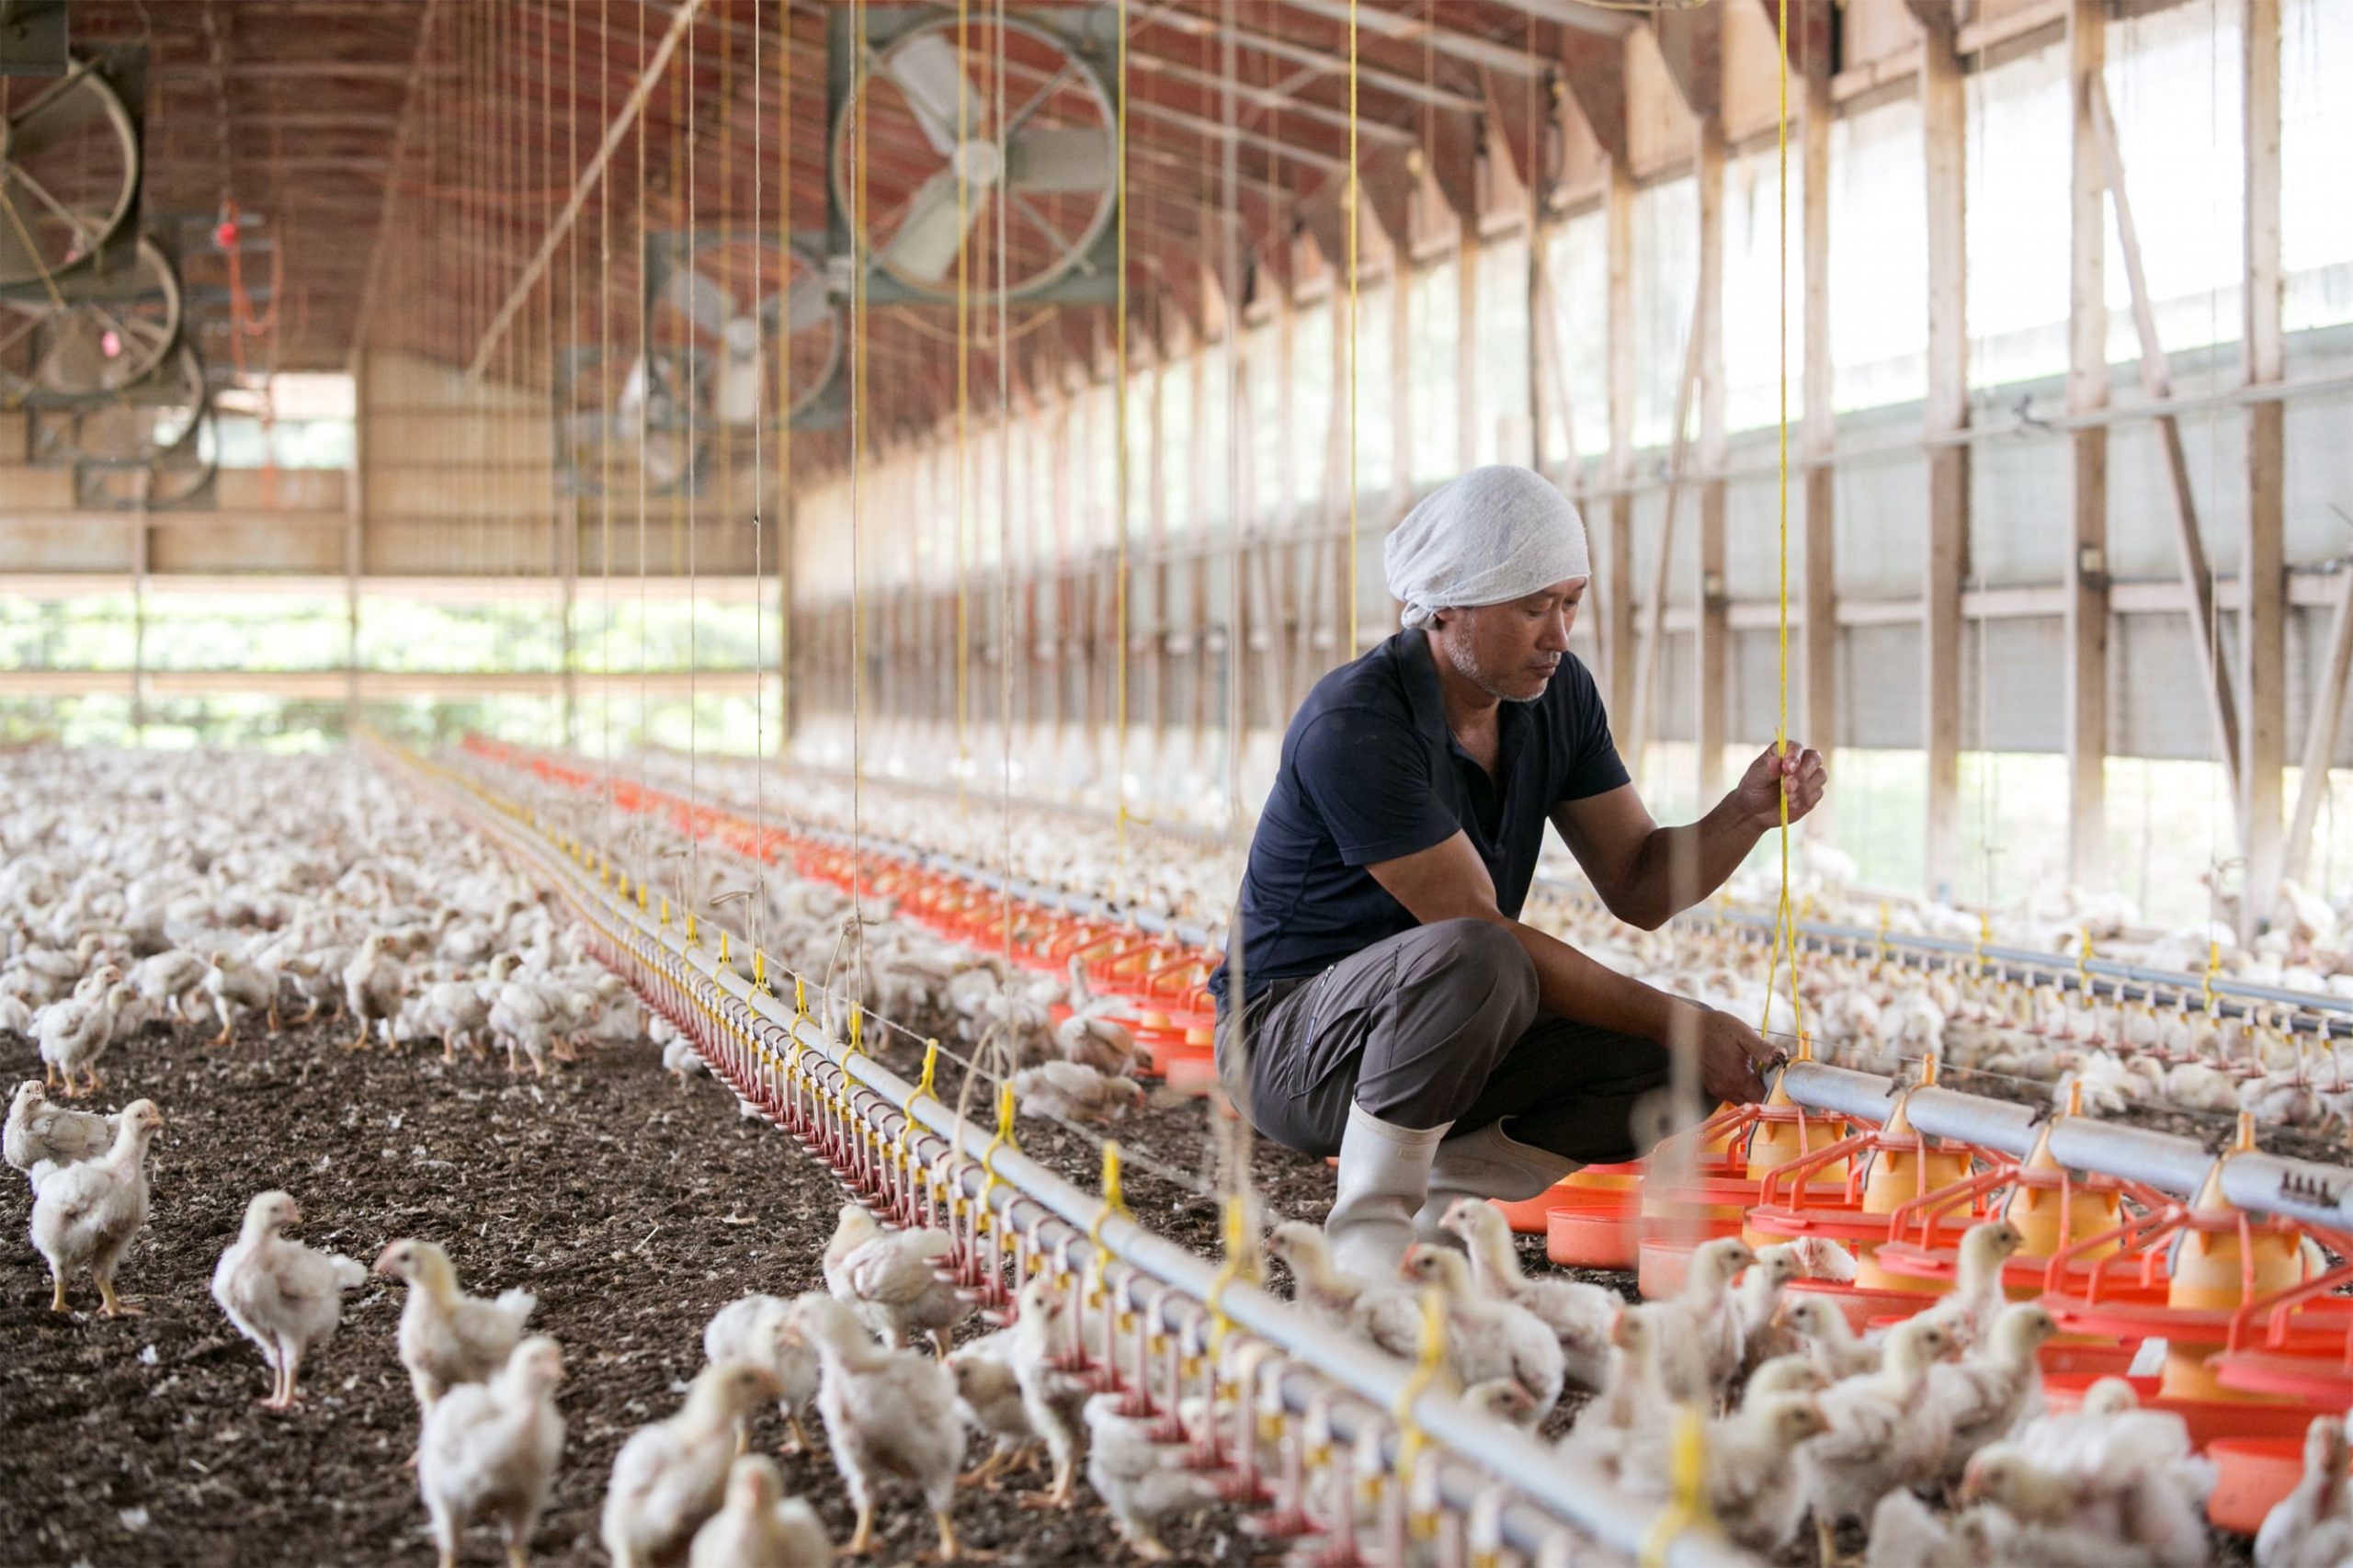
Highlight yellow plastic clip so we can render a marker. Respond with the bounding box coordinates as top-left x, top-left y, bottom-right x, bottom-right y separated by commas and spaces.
1391, 1286, 1450, 1479
1202, 1195, 1256, 1355
793, 974, 808, 1023
1639, 1403, 1713, 1568
718, 929, 729, 966
1973, 912, 1991, 976
2076, 926, 2094, 994
753, 949, 767, 992
978, 1081, 1020, 1232
1874, 901, 1891, 966
1085, 1142, 1131, 1309
2204, 939, 2222, 1015
847, 1006, 864, 1057
895, 1041, 938, 1165
686, 909, 699, 946
660, 895, 671, 927
636, 881, 647, 913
